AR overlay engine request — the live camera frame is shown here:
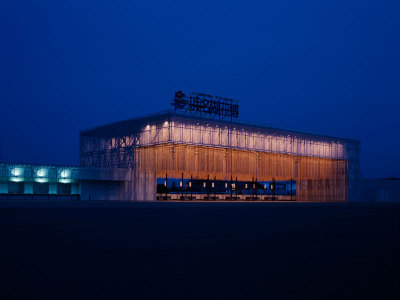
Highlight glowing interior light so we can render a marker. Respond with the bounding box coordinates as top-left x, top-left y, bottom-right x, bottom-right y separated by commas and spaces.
37, 168, 48, 177
189, 182, 192, 188
203, 182, 206, 188
60, 169, 71, 178
180, 181, 183, 187
225, 183, 228, 188
164, 181, 167, 186
212, 182, 215, 188
245, 184, 248, 189
12, 167, 24, 177
264, 184, 267, 189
